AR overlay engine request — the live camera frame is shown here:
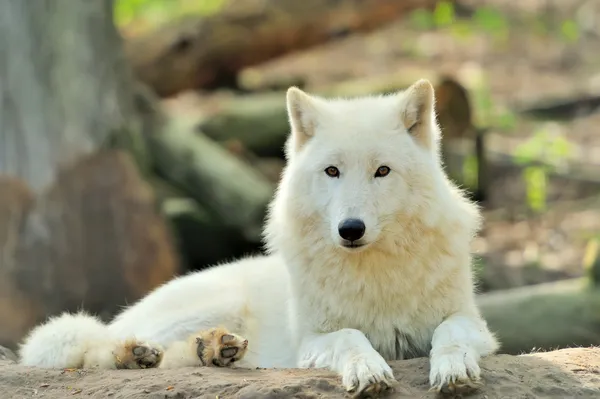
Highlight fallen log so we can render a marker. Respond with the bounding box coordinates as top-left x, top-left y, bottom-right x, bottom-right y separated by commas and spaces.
516, 93, 600, 121
148, 118, 275, 242
163, 197, 263, 271
199, 74, 487, 200
478, 278, 600, 355
149, 177, 264, 271
199, 93, 288, 158
124, 0, 442, 96
199, 71, 439, 158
